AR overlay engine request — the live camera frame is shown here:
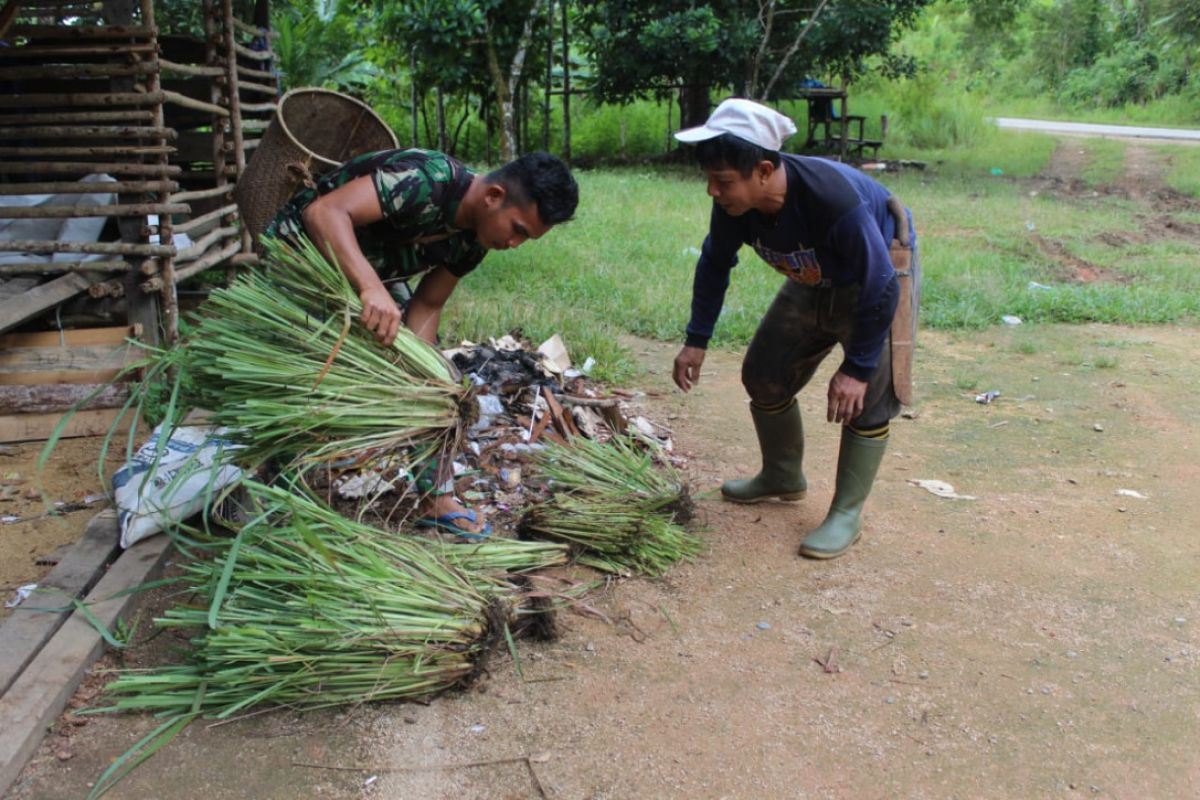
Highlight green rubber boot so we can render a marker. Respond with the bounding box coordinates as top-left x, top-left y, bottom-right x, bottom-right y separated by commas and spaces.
799, 428, 887, 559
721, 400, 807, 503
